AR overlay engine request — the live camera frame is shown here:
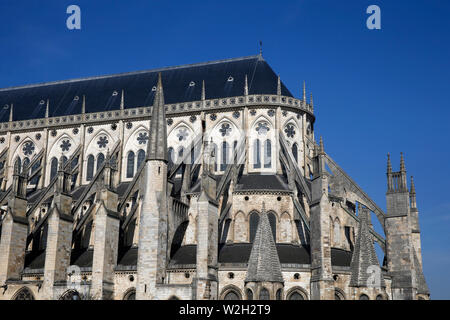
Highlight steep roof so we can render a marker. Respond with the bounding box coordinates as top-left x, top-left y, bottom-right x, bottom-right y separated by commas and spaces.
413, 250, 430, 295
245, 203, 283, 283
349, 206, 385, 287
0, 55, 293, 122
